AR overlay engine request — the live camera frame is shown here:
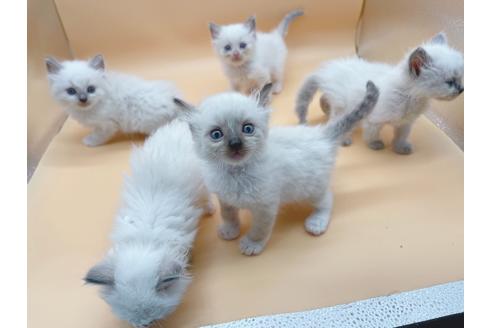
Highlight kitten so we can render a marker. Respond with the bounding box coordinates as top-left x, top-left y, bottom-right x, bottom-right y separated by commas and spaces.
174, 81, 379, 256
209, 10, 303, 96
84, 120, 214, 328
295, 32, 464, 154
45, 55, 182, 147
